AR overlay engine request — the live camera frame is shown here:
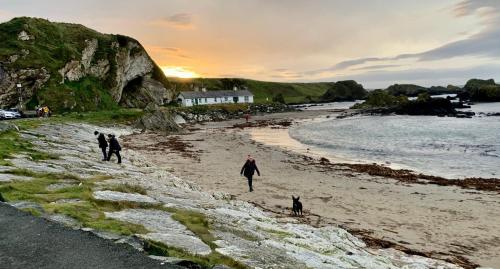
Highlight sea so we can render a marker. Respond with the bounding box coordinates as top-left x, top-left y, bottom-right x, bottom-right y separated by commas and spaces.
289, 100, 500, 179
